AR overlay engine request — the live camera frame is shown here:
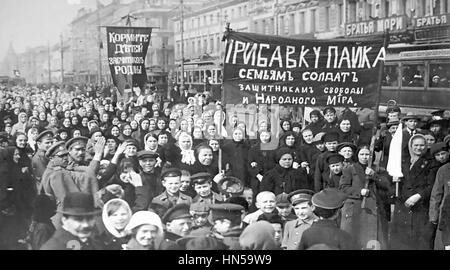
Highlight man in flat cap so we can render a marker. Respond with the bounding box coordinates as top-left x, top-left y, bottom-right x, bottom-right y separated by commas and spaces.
135, 150, 162, 211
401, 112, 423, 159
298, 188, 357, 250
32, 130, 54, 188
41, 192, 103, 250
191, 172, 223, 205
325, 154, 345, 189
282, 189, 316, 250
275, 192, 297, 224
152, 168, 192, 210
162, 203, 192, 249
209, 203, 245, 250
189, 202, 212, 234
